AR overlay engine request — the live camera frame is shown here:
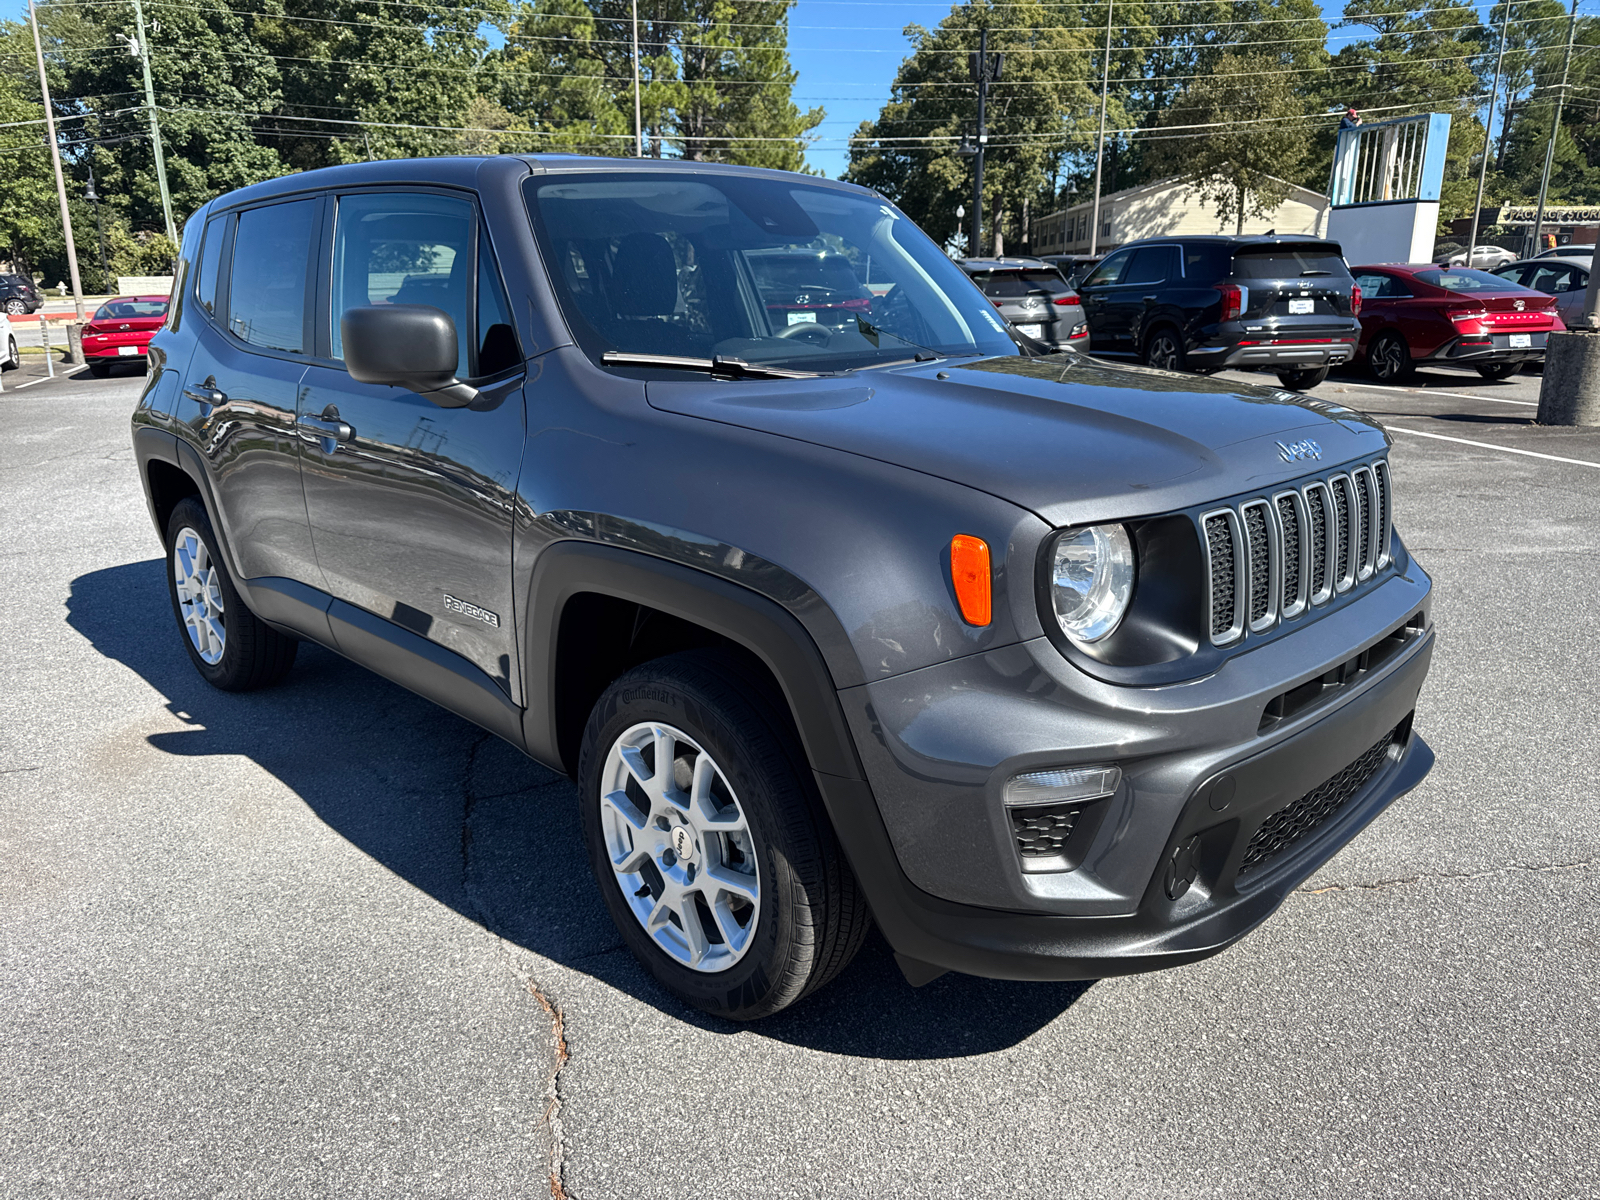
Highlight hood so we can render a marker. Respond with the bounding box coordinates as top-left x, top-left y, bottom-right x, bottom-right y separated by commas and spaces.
646, 355, 1389, 526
